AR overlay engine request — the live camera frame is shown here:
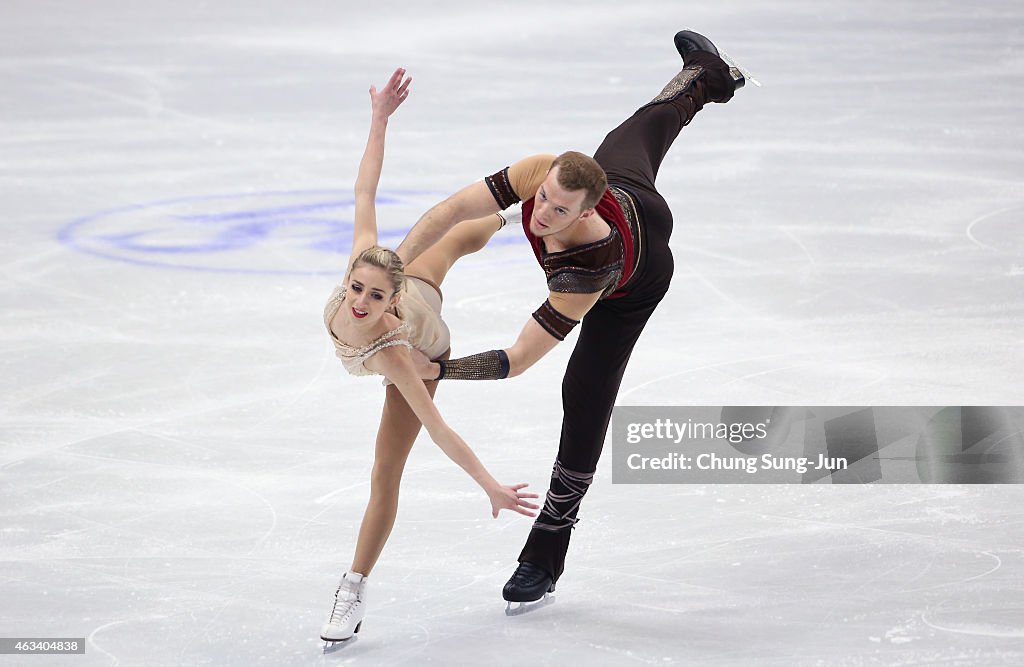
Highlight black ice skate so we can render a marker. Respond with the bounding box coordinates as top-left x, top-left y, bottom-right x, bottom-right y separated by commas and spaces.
674, 29, 760, 90
640, 29, 758, 114
503, 561, 556, 616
